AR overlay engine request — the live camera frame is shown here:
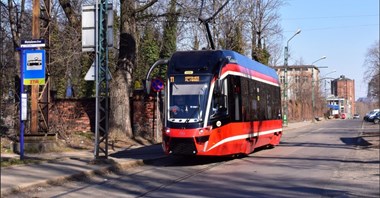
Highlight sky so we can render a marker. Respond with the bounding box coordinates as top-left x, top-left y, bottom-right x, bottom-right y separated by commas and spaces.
279, 0, 379, 100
